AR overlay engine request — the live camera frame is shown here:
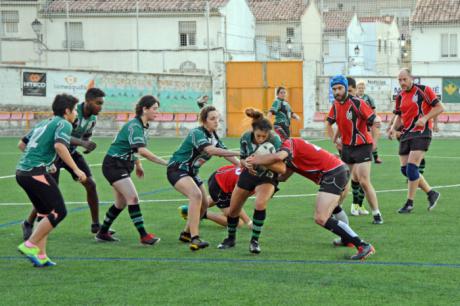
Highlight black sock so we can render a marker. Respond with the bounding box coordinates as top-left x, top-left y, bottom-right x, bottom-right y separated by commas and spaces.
357, 185, 365, 206
419, 159, 426, 175
100, 205, 123, 234
251, 209, 266, 242
128, 204, 148, 238
227, 216, 239, 239
324, 217, 363, 247
405, 199, 414, 206
372, 150, 378, 161
332, 206, 342, 215
351, 180, 360, 204
427, 190, 435, 197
